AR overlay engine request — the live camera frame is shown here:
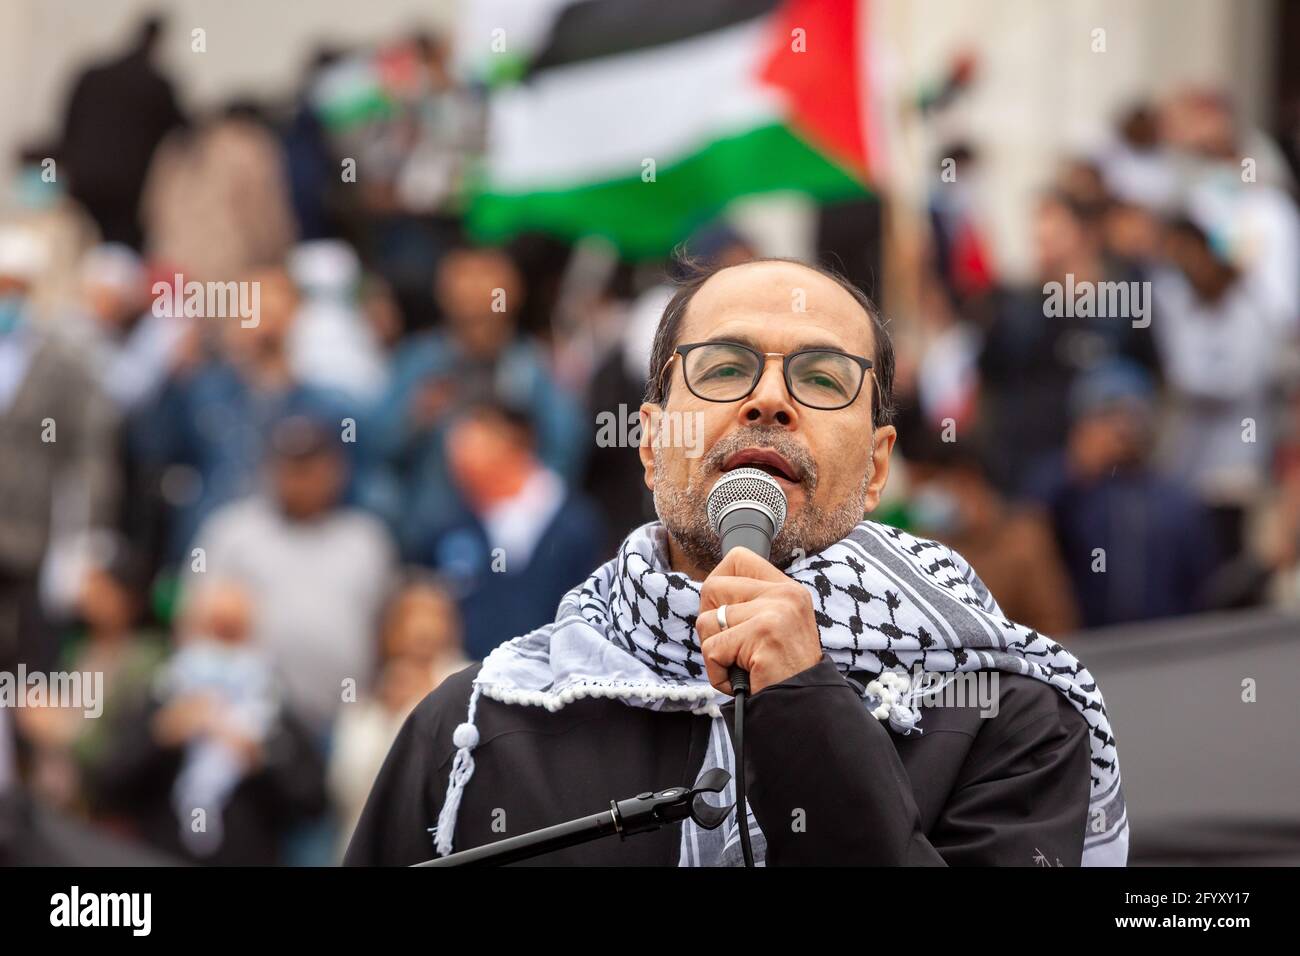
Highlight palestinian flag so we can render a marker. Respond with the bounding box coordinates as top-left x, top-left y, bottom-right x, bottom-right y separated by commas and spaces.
464, 0, 884, 259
